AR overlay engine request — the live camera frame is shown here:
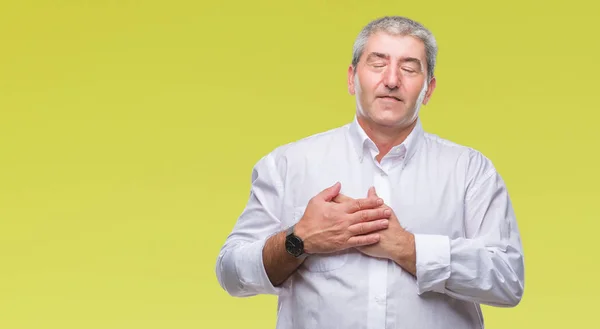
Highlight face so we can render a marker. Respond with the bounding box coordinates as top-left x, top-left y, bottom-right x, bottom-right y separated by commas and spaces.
348, 32, 436, 129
